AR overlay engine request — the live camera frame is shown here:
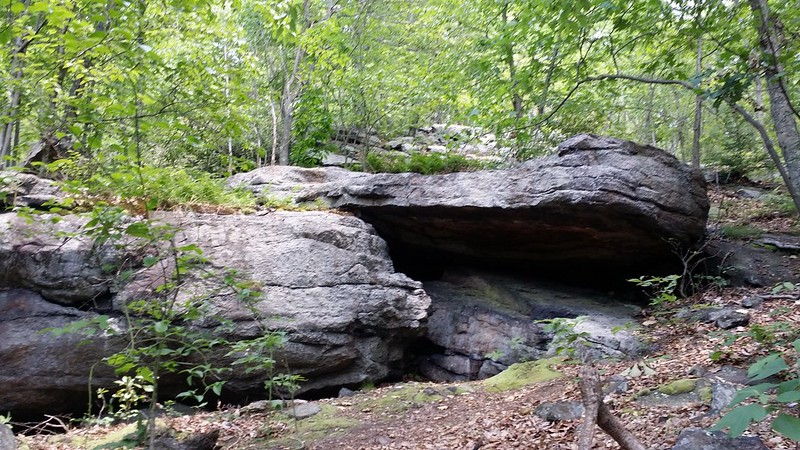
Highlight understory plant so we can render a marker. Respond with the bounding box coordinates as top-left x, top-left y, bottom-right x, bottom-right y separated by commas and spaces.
713, 338, 800, 442
48, 203, 301, 449
627, 274, 680, 309
365, 150, 491, 174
